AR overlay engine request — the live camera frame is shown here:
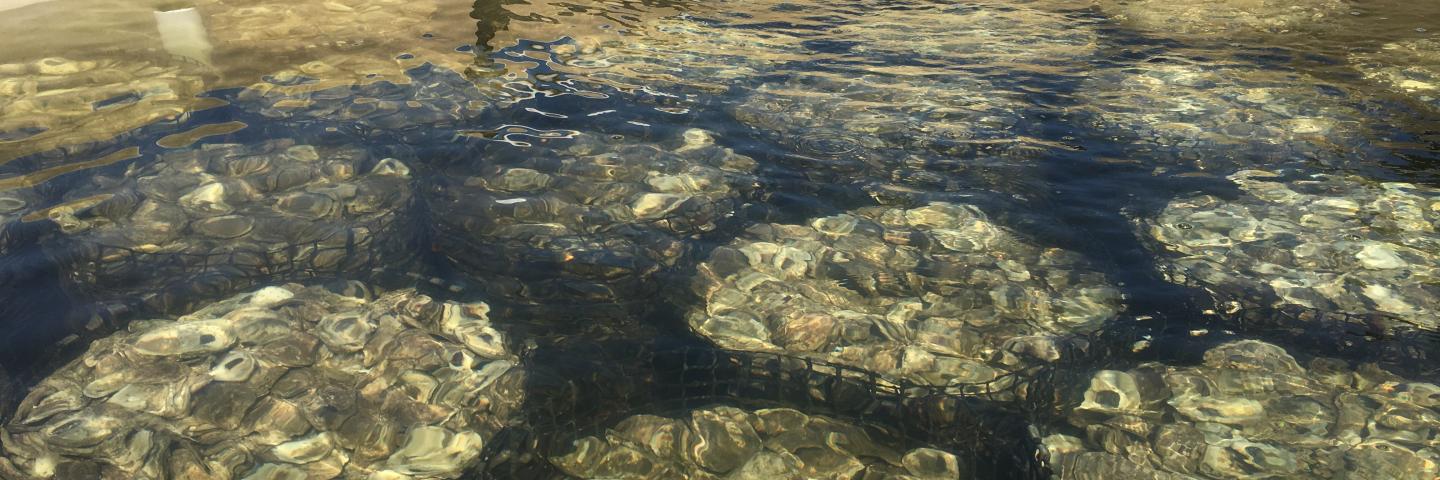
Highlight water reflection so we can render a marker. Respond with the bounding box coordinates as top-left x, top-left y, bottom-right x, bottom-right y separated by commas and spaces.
0, 0, 1438, 478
